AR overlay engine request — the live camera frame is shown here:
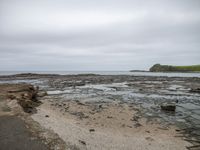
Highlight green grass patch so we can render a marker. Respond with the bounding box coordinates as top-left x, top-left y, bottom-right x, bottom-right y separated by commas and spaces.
174, 65, 200, 72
